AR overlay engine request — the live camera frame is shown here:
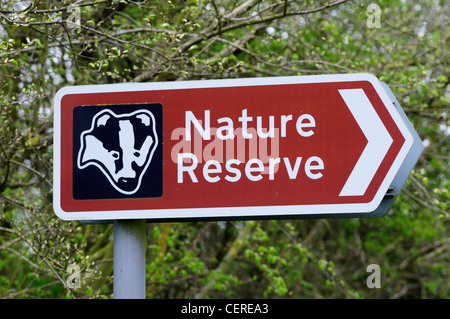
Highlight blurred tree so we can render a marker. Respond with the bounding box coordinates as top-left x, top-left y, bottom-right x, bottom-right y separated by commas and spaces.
0, 0, 448, 299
